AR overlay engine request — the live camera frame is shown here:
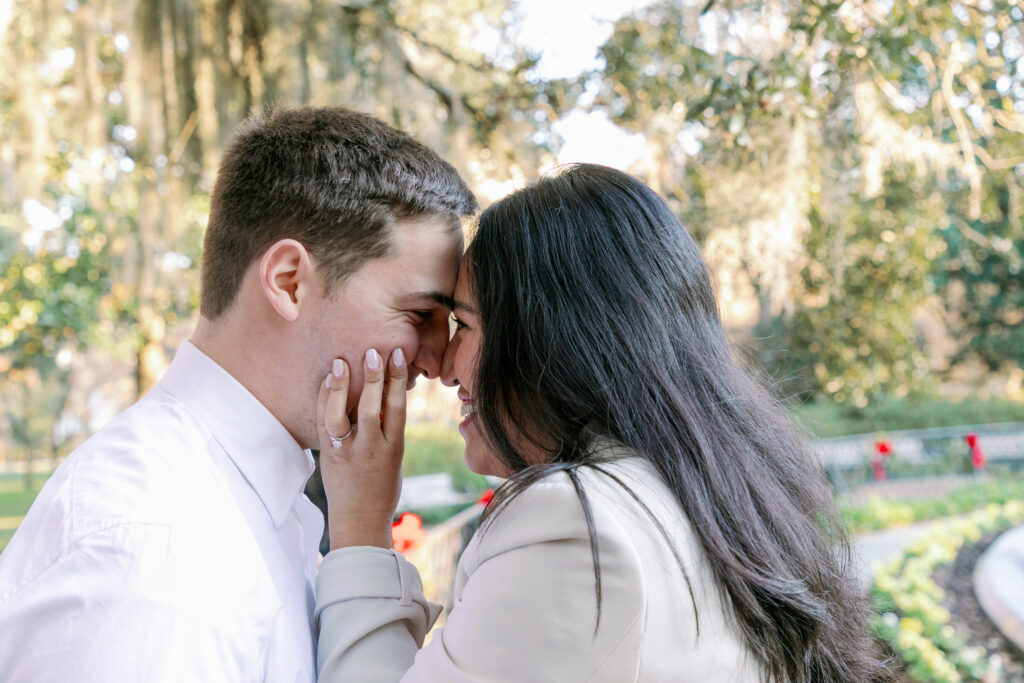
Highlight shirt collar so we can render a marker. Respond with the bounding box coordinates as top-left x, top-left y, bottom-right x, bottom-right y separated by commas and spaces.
158, 340, 315, 528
